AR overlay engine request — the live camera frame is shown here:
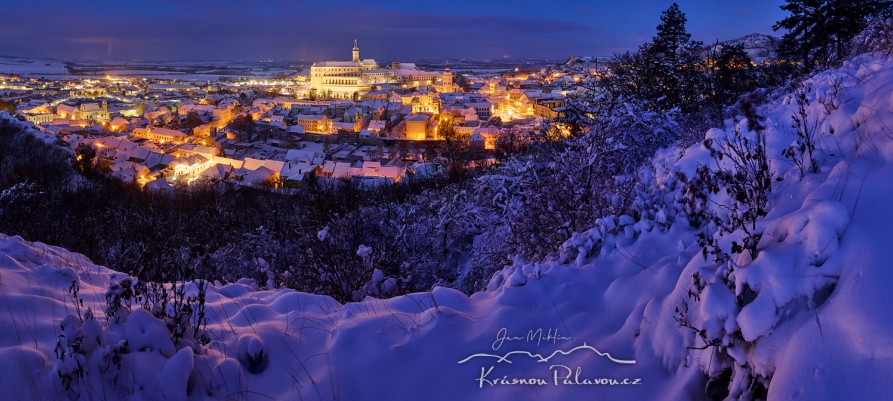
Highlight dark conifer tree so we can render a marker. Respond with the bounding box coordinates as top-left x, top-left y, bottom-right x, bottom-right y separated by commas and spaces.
715, 43, 755, 102
640, 3, 704, 112
649, 3, 695, 66
775, 0, 893, 70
